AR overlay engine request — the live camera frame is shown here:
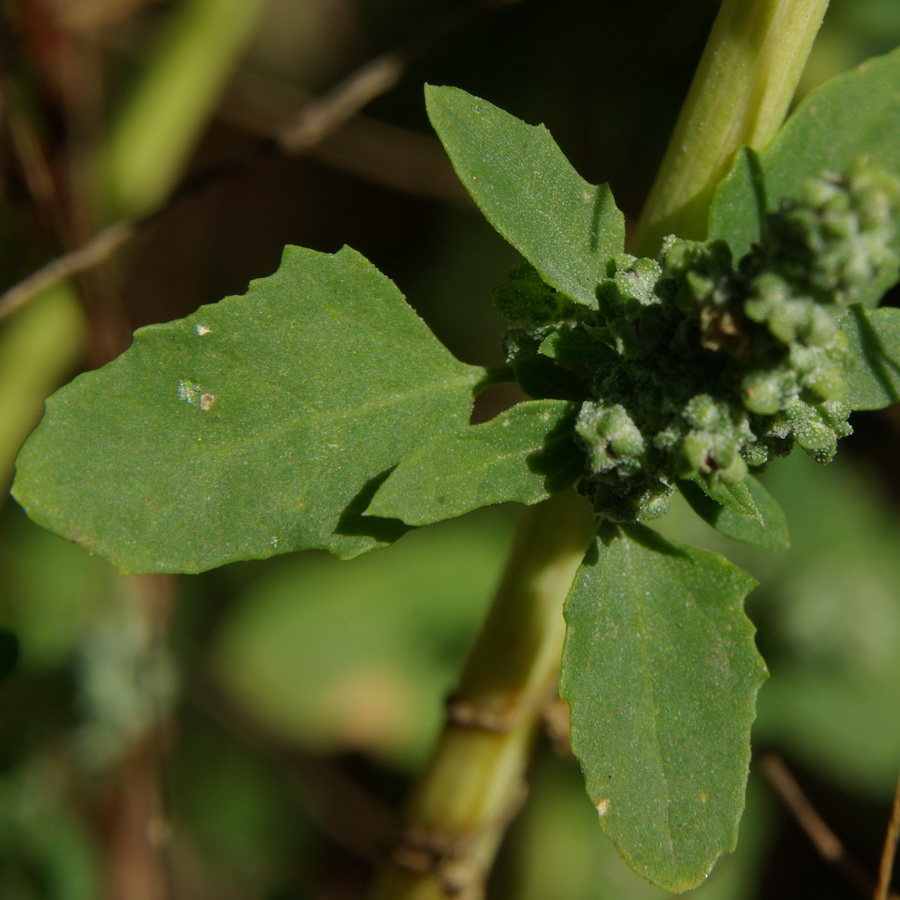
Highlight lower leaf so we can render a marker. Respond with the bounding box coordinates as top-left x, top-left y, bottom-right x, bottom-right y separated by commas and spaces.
560, 524, 766, 892
12, 245, 482, 574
